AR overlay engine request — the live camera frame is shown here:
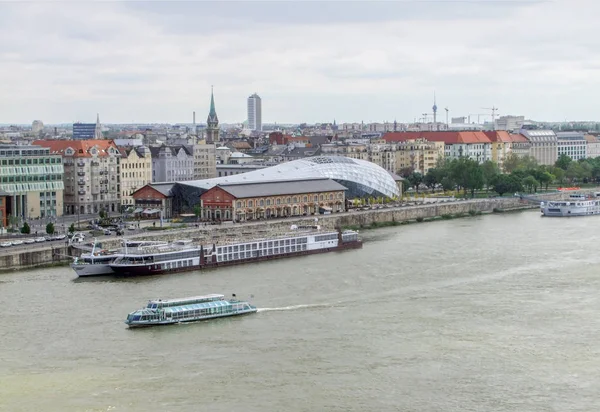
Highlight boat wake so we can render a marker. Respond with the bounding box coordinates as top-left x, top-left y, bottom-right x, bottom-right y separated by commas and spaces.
257, 303, 336, 313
